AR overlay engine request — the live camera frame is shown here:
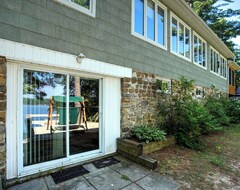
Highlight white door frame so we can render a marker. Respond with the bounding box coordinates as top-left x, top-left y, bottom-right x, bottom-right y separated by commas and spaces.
16, 63, 104, 177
